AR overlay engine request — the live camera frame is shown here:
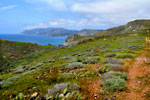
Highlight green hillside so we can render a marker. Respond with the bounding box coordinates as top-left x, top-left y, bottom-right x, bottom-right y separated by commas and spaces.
0, 20, 150, 100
